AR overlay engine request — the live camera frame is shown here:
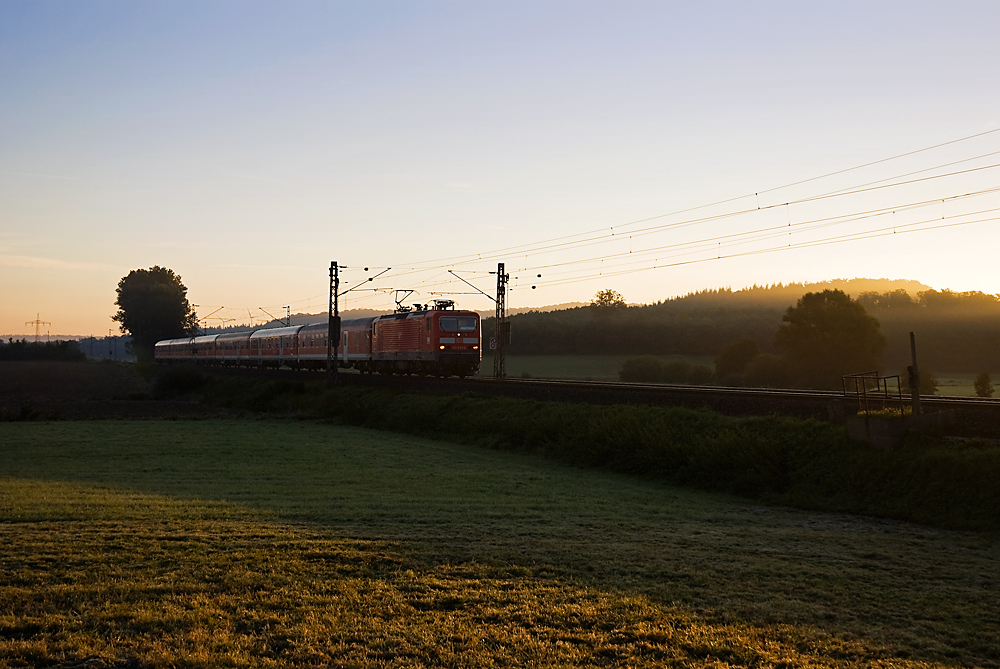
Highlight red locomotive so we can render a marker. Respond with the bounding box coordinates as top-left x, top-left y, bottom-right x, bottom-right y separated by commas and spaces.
154, 300, 481, 378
